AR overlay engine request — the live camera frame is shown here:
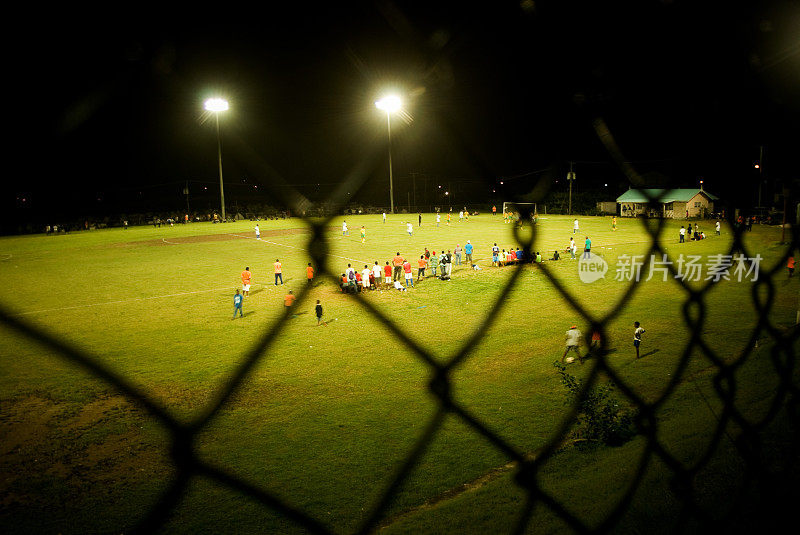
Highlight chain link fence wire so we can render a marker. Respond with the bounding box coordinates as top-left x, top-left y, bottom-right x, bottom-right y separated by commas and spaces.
3, 13, 800, 532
